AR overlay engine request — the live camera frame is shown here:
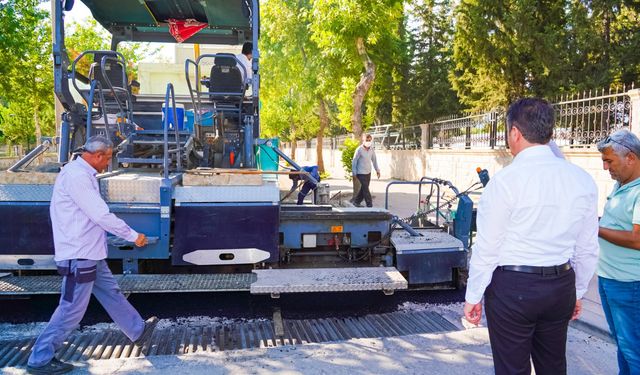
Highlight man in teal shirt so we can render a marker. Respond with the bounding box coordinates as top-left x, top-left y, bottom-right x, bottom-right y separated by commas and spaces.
597, 129, 640, 375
